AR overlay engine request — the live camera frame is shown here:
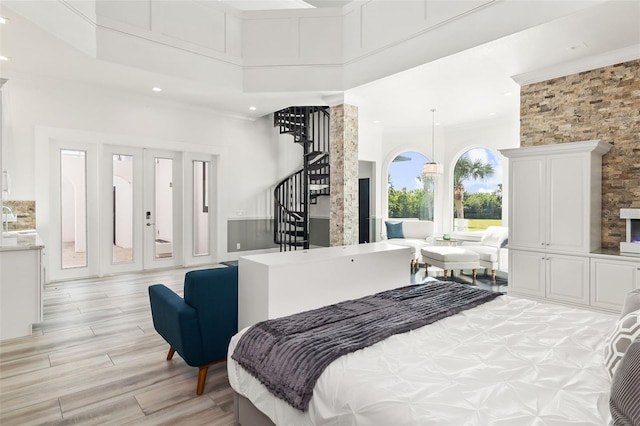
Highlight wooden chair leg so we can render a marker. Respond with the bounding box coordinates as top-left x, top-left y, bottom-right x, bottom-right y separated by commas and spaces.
472, 269, 477, 279
167, 346, 175, 361
197, 366, 209, 395
443, 270, 448, 279
195, 359, 227, 395
491, 269, 497, 281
